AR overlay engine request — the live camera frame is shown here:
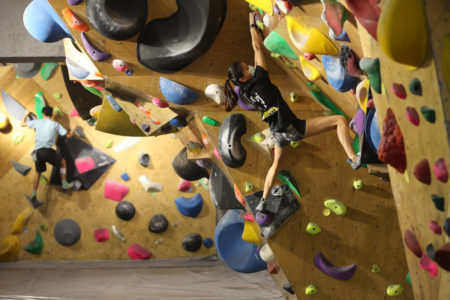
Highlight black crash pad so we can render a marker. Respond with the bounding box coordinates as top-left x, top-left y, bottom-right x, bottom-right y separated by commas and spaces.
61, 65, 102, 120
137, 0, 227, 73
50, 136, 115, 190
